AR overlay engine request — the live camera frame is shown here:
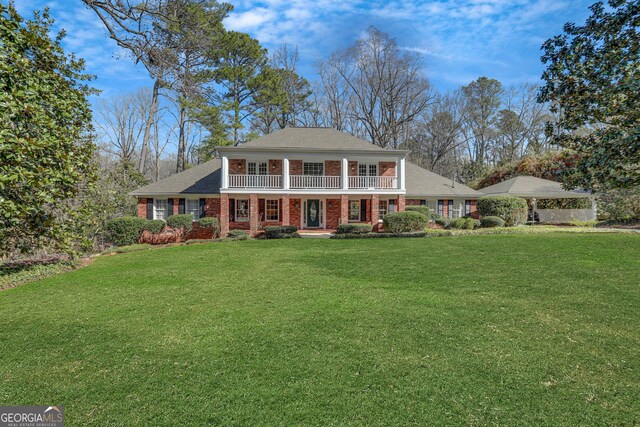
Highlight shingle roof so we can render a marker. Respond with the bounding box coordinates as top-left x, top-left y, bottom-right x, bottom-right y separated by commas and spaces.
478, 176, 590, 199
220, 127, 397, 152
405, 162, 483, 198
130, 159, 221, 196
